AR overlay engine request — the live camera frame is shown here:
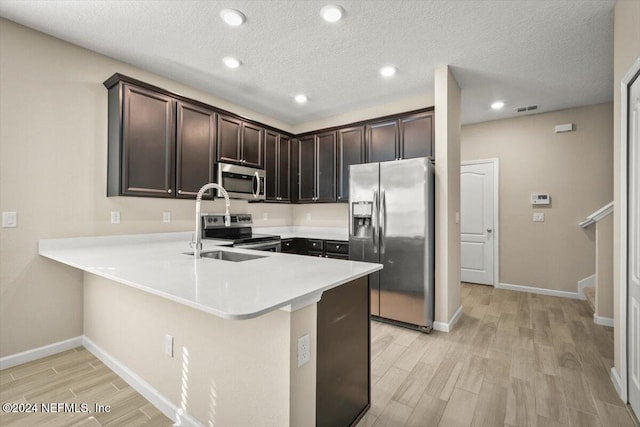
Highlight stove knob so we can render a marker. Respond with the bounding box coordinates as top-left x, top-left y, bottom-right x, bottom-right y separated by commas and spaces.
207, 217, 213, 223
213, 217, 218, 223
